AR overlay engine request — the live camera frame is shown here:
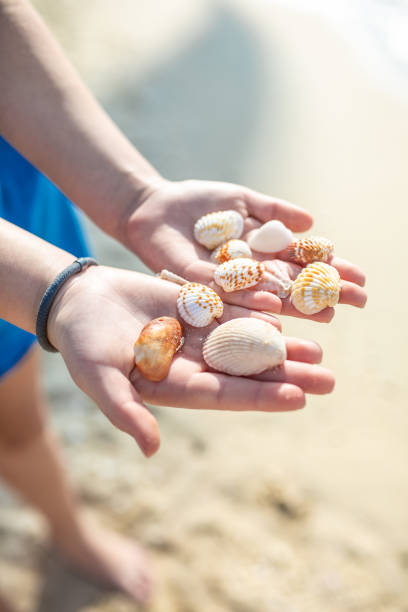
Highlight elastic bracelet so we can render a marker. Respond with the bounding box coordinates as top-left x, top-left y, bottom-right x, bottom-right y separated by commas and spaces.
36, 257, 99, 352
